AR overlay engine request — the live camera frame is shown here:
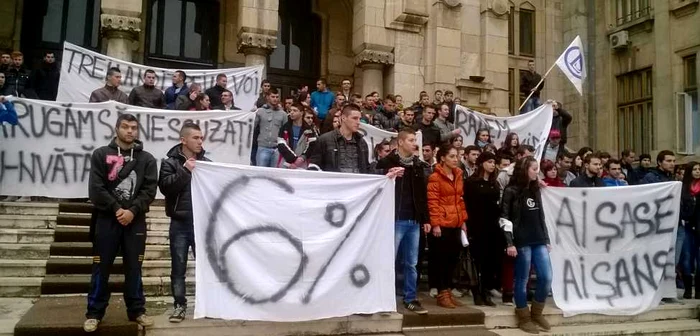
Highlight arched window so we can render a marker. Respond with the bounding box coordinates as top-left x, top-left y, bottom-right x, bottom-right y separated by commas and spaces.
146, 0, 220, 68
267, 0, 321, 98
20, 0, 101, 66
